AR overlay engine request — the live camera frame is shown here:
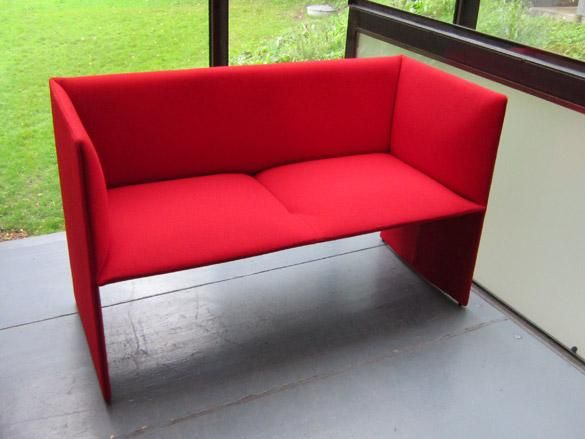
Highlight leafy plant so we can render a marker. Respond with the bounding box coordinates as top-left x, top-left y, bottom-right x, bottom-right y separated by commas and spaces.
378, 0, 454, 22
232, 5, 348, 64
